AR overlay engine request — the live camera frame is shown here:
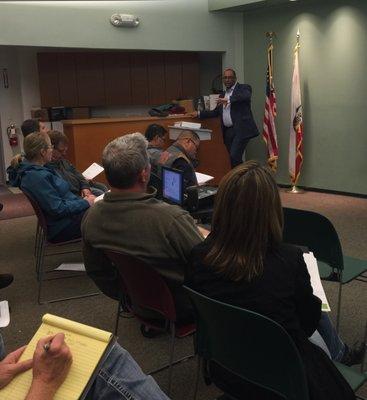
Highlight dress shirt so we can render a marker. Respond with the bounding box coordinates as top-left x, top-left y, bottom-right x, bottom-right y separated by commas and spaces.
222, 82, 237, 128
